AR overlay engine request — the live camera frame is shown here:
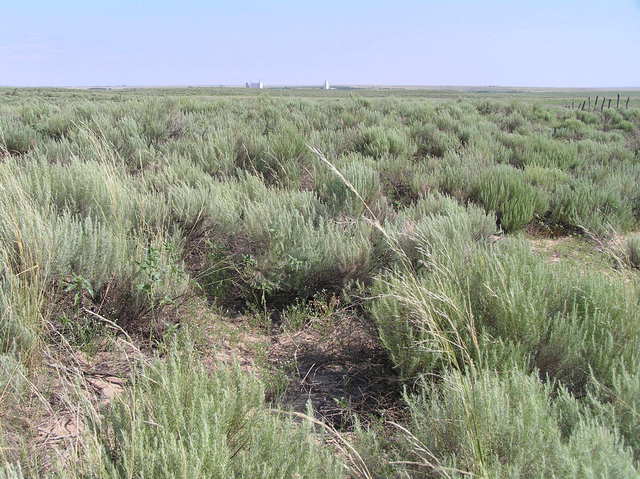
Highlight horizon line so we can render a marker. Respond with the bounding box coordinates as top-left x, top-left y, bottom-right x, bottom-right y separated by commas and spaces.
2, 83, 640, 90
